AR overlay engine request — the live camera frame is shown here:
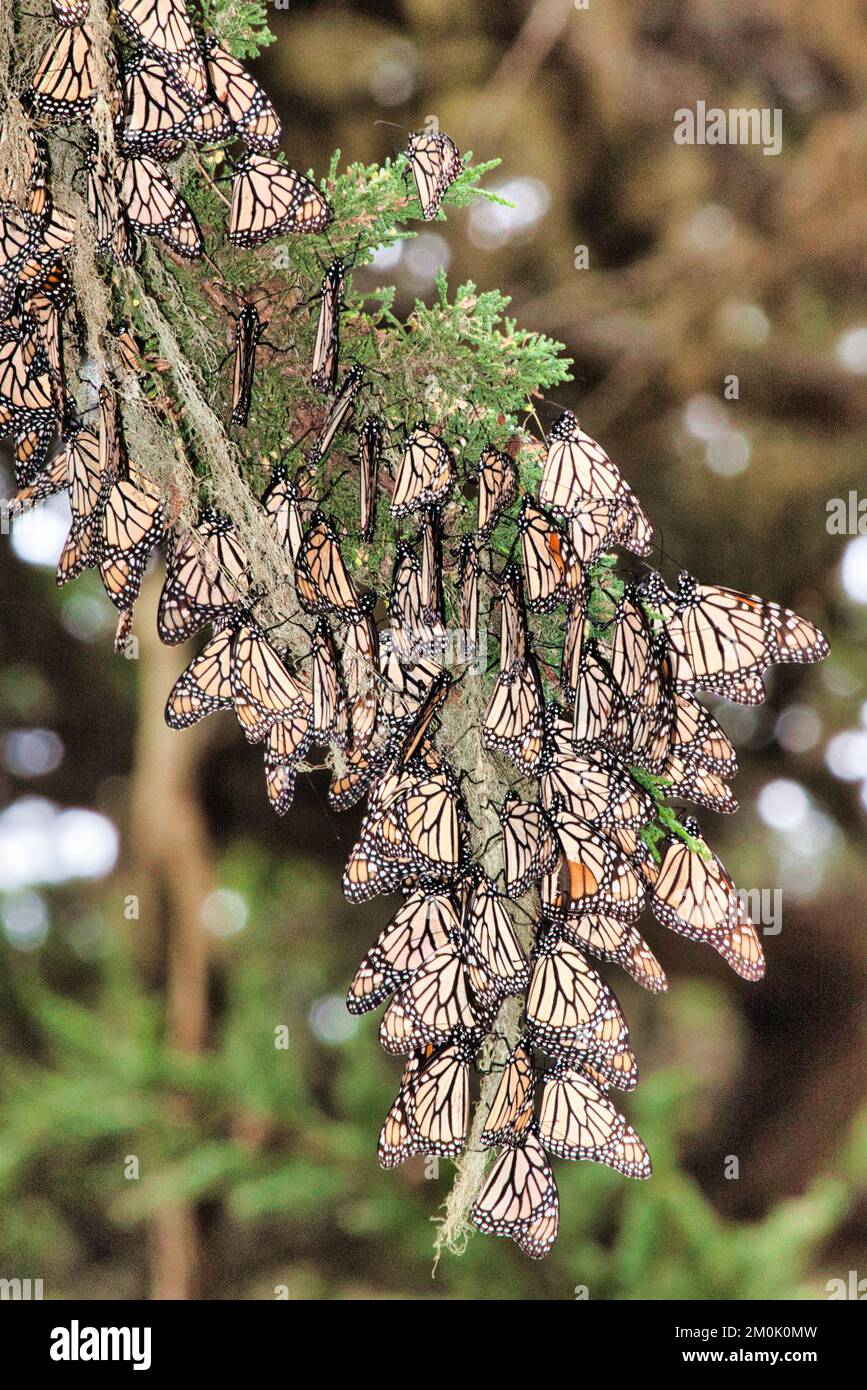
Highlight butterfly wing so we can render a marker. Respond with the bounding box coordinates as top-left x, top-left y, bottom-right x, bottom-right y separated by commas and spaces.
229, 153, 331, 246
406, 130, 462, 220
